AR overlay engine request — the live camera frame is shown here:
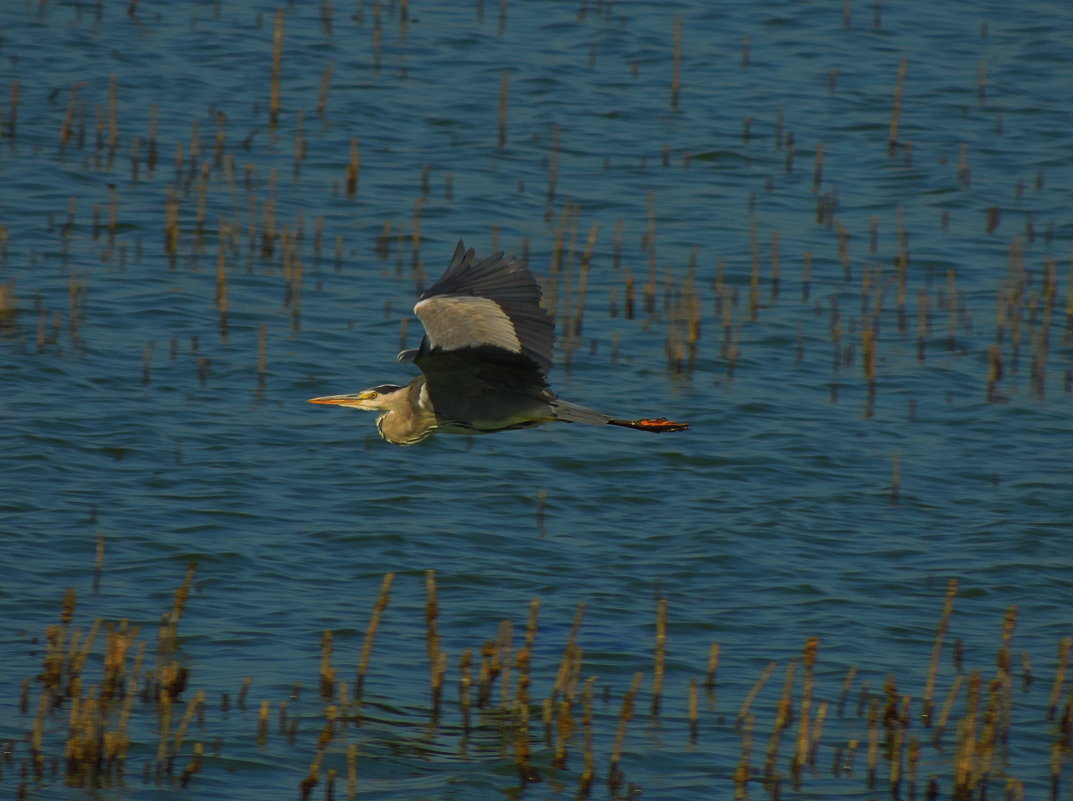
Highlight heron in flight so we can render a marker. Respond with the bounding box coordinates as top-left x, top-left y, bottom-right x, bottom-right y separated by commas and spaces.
309, 240, 689, 445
